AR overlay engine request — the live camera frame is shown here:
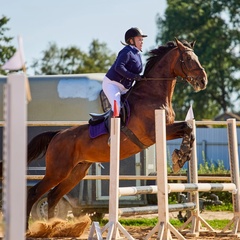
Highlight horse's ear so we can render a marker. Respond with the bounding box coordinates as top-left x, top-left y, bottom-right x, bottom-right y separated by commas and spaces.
175, 37, 179, 45
175, 37, 184, 50
190, 40, 196, 49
